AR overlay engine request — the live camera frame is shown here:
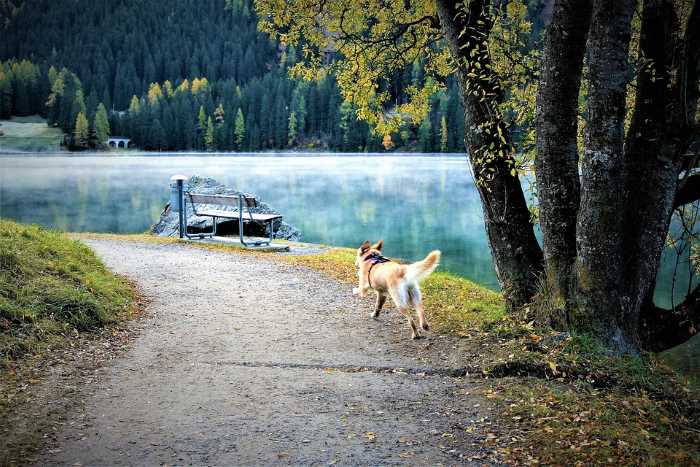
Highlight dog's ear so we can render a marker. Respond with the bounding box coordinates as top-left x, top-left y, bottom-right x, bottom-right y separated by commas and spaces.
372, 239, 384, 251
359, 240, 371, 254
